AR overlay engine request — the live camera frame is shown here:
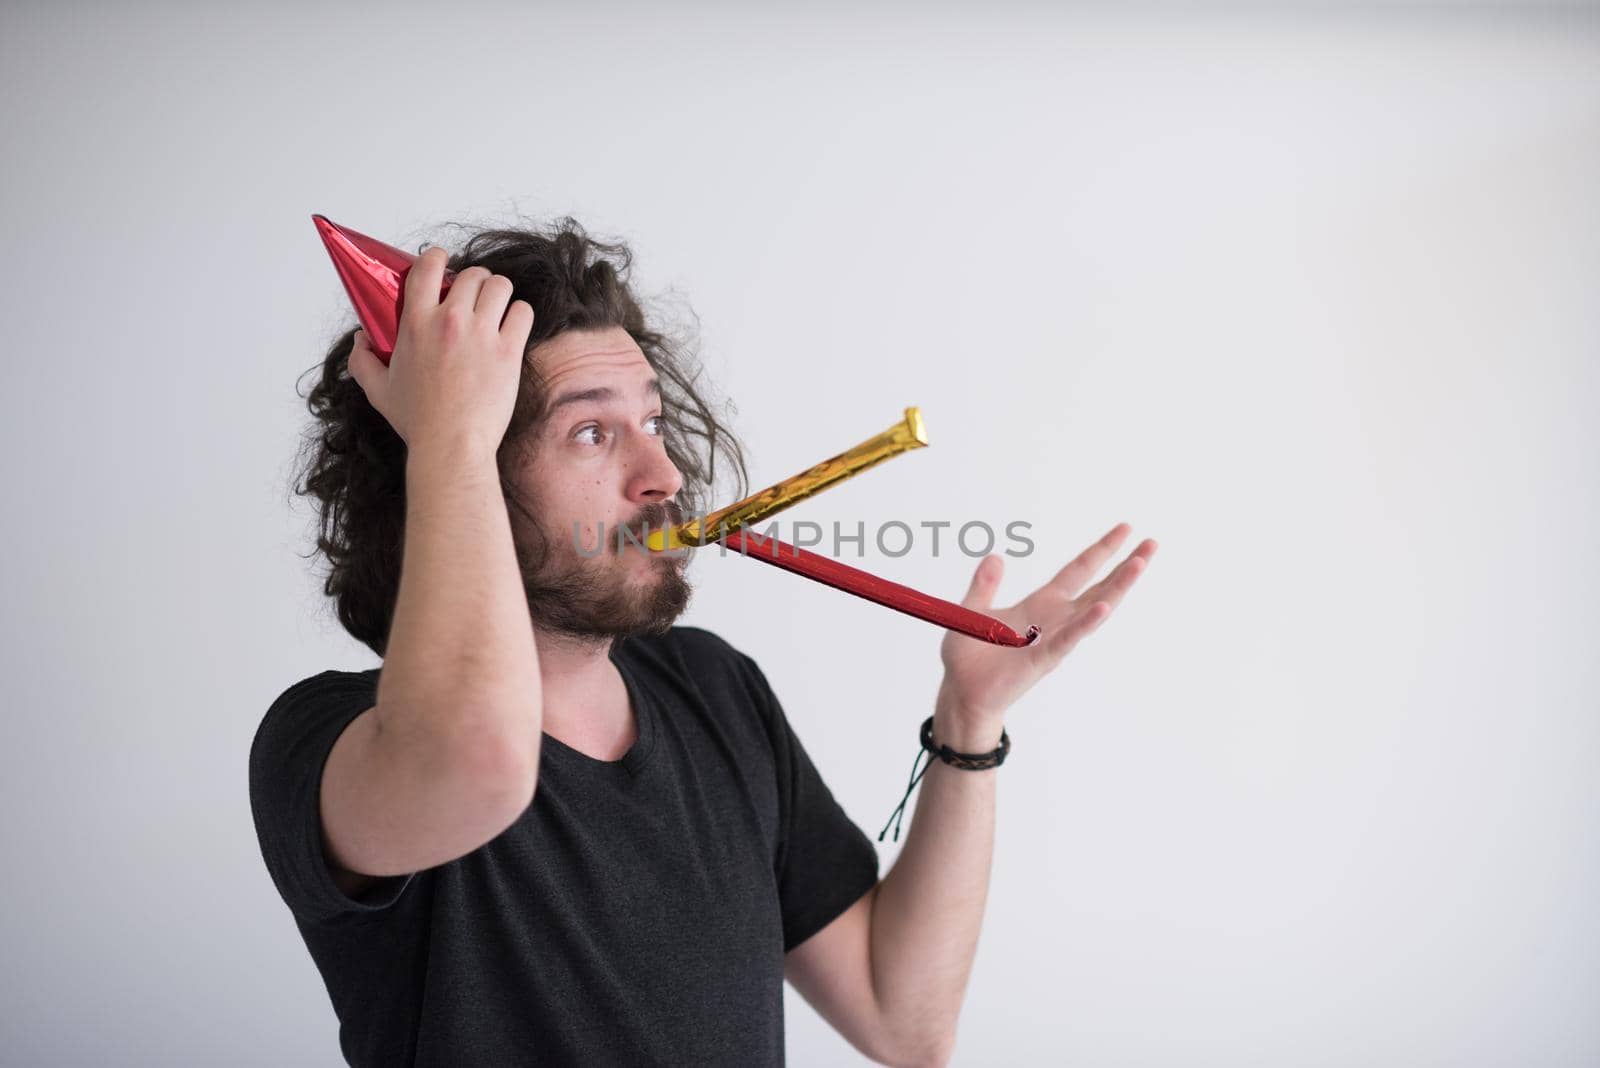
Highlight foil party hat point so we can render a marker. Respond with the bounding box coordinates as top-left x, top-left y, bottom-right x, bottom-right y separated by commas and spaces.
312, 214, 455, 364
